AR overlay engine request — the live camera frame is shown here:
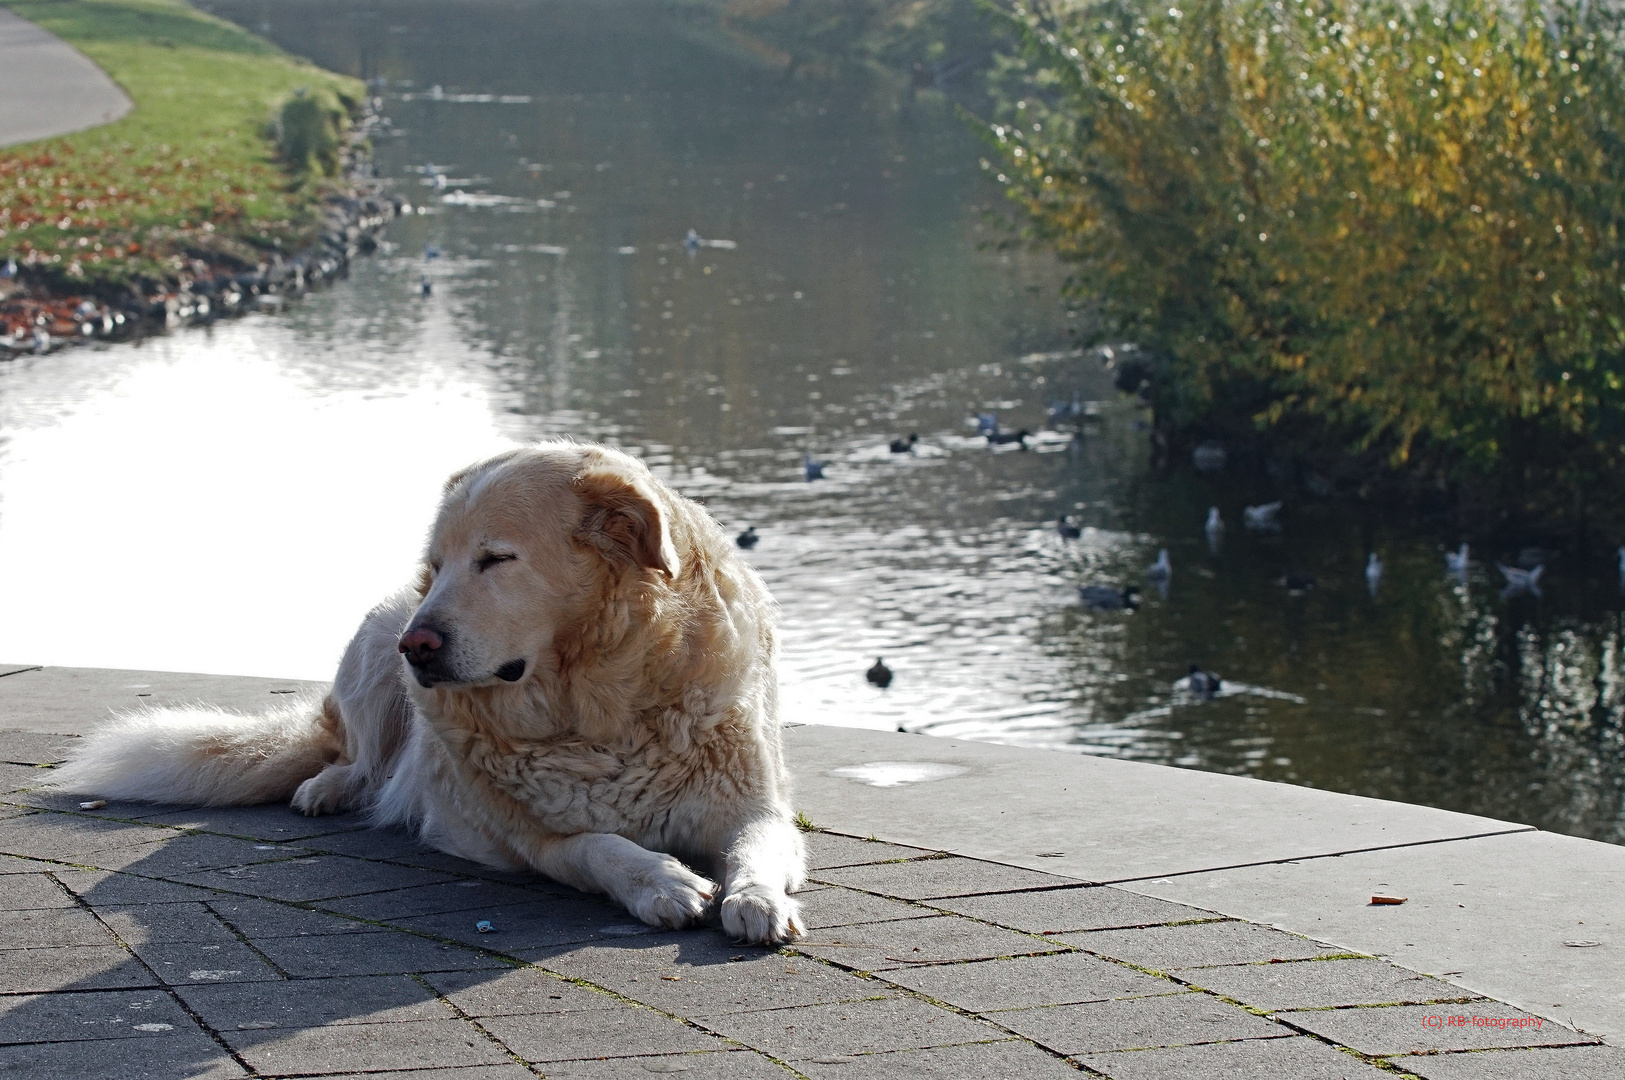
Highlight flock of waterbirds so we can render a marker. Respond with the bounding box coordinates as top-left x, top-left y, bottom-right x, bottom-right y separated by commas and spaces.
728, 395, 1594, 701
732, 408, 1083, 691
